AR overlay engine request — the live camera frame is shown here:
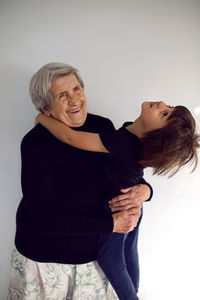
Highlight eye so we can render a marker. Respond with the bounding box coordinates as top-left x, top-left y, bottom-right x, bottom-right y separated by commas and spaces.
161, 111, 168, 118
59, 92, 67, 100
74, 86, 80, 92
